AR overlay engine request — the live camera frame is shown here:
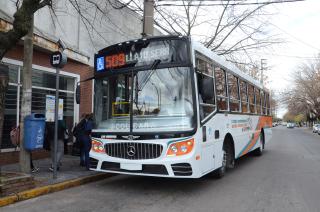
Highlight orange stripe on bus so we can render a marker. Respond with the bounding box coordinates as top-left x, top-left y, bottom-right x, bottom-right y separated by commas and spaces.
240, 116, 272, 157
